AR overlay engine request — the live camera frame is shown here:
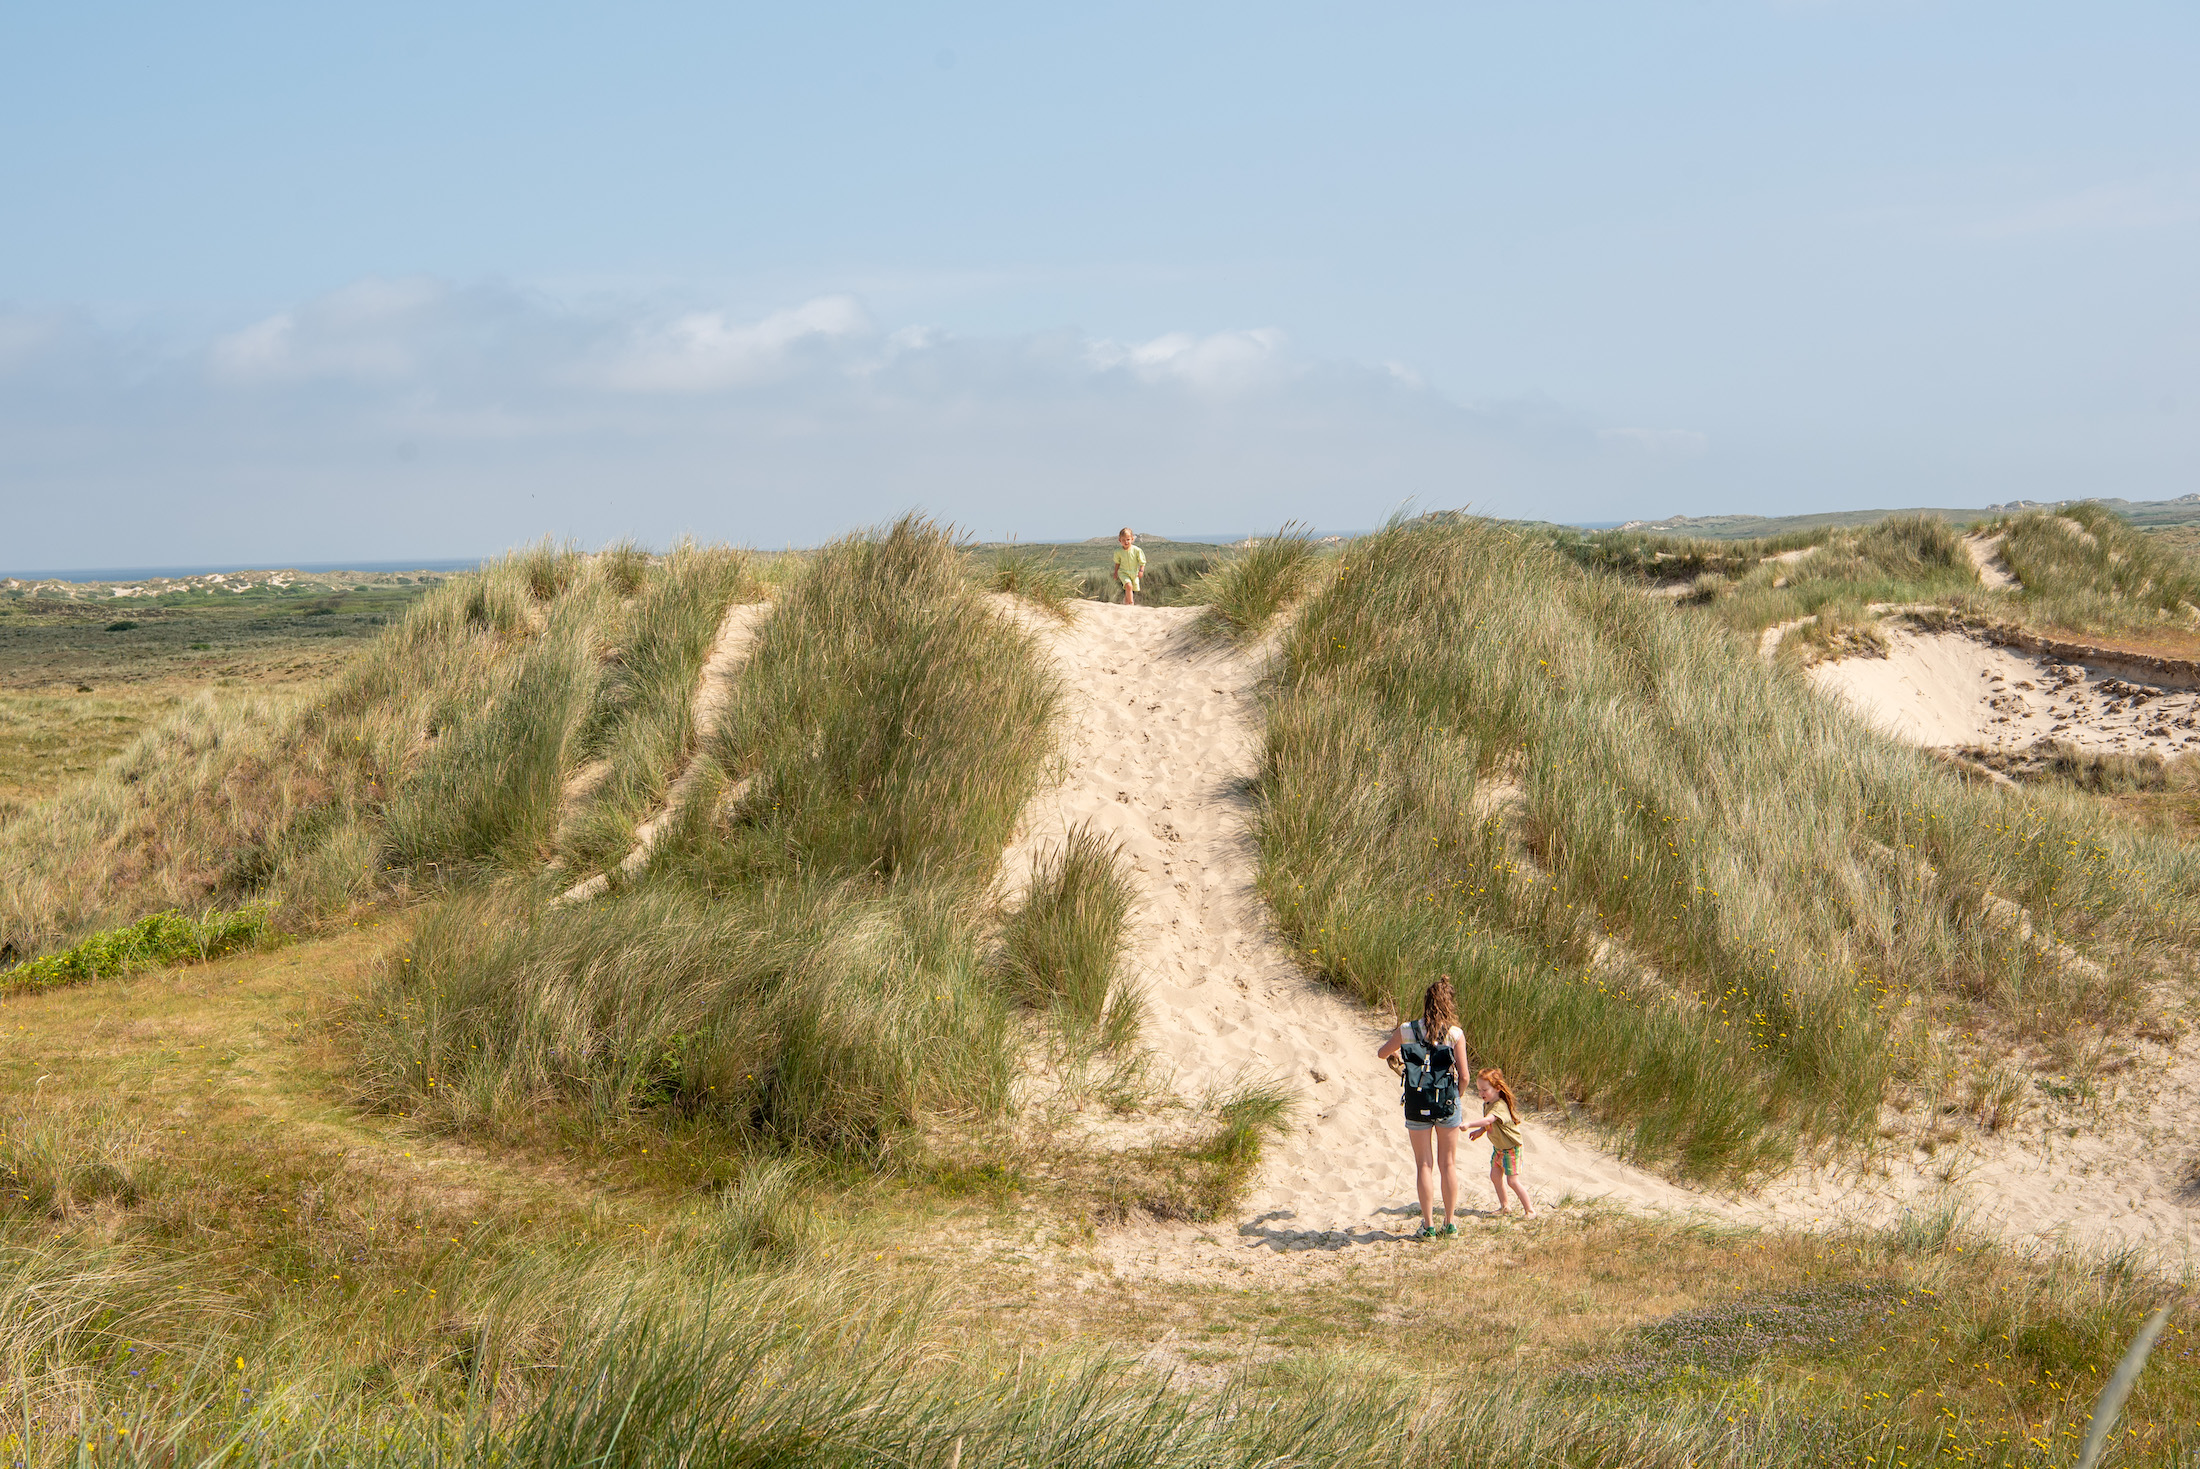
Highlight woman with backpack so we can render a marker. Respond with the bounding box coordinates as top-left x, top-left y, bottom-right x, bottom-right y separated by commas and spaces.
1376, 976, 1469, 1239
